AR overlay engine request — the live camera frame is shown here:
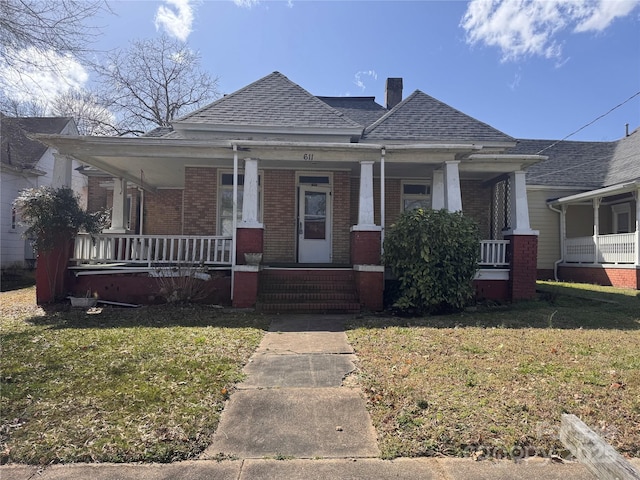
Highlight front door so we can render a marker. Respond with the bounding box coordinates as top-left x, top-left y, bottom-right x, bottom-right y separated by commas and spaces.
298, 186, 331, 263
